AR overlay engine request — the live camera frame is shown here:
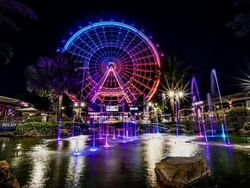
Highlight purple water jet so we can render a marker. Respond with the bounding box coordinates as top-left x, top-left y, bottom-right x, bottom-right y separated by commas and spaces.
207, 93, 215, 136
211, 69, 230, 145
191, 77, 208, 143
